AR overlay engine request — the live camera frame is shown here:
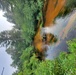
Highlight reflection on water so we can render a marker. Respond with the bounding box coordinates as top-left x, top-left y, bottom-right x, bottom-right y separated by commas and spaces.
41, 10, 76, 60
